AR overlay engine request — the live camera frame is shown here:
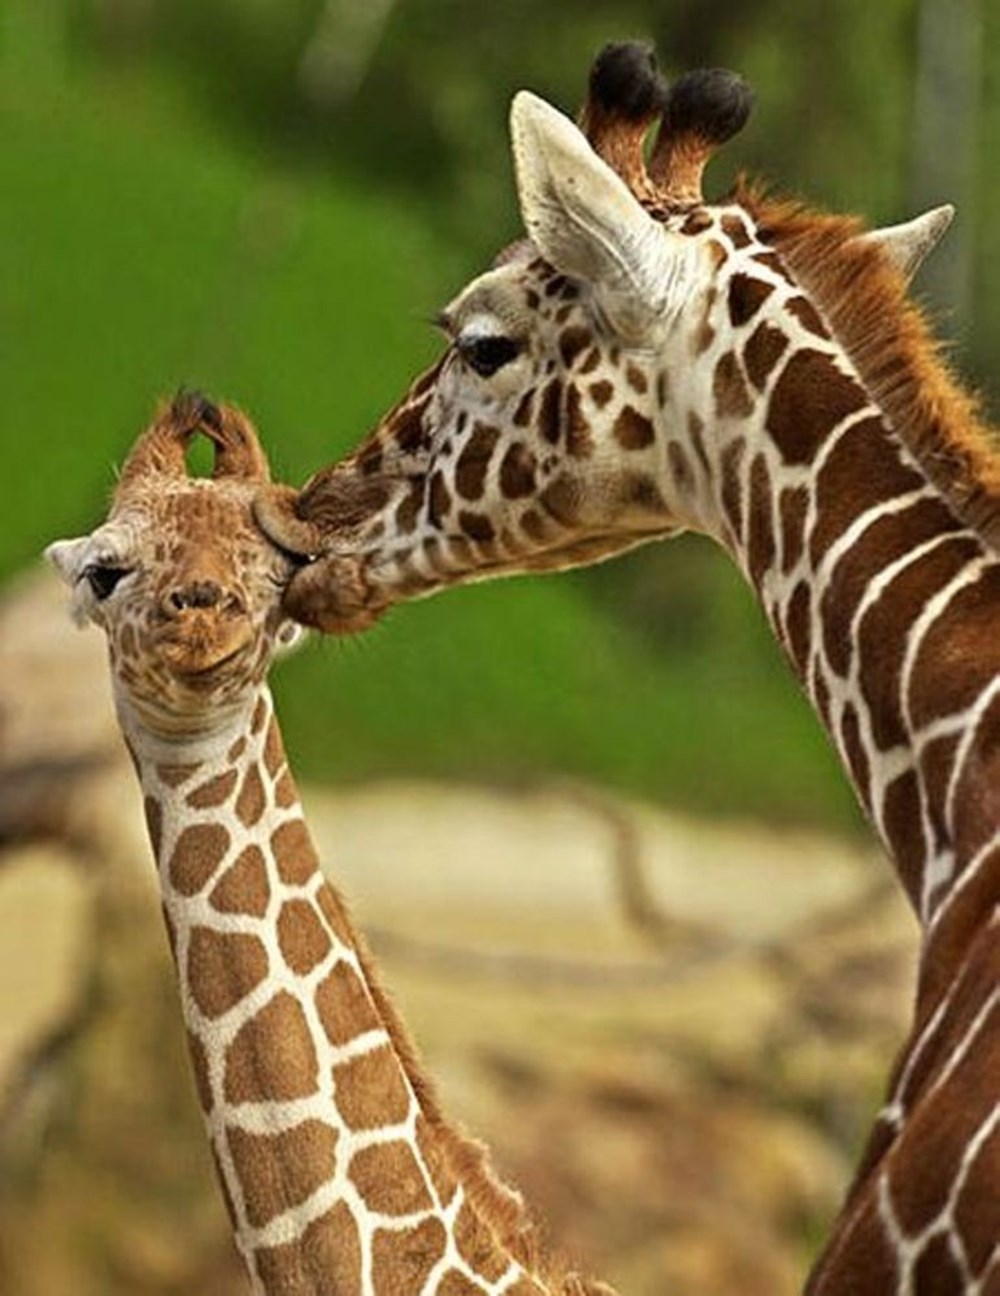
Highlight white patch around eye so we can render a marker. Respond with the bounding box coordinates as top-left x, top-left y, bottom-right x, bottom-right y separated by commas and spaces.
44, 526, 136, 627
